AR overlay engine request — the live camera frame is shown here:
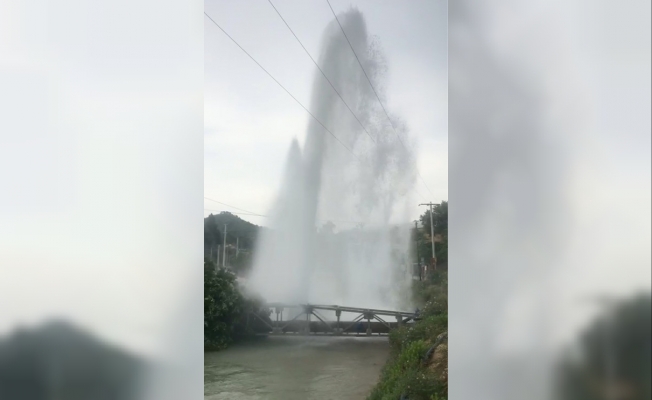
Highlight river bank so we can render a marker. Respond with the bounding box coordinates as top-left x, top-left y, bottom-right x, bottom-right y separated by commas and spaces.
367, 272, 449, 399
204, 335, 390, 400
